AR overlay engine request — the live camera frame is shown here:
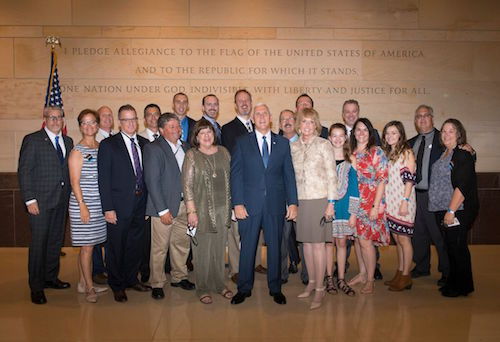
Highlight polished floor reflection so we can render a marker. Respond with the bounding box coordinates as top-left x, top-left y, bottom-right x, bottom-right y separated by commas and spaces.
0, 246, 499, 341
